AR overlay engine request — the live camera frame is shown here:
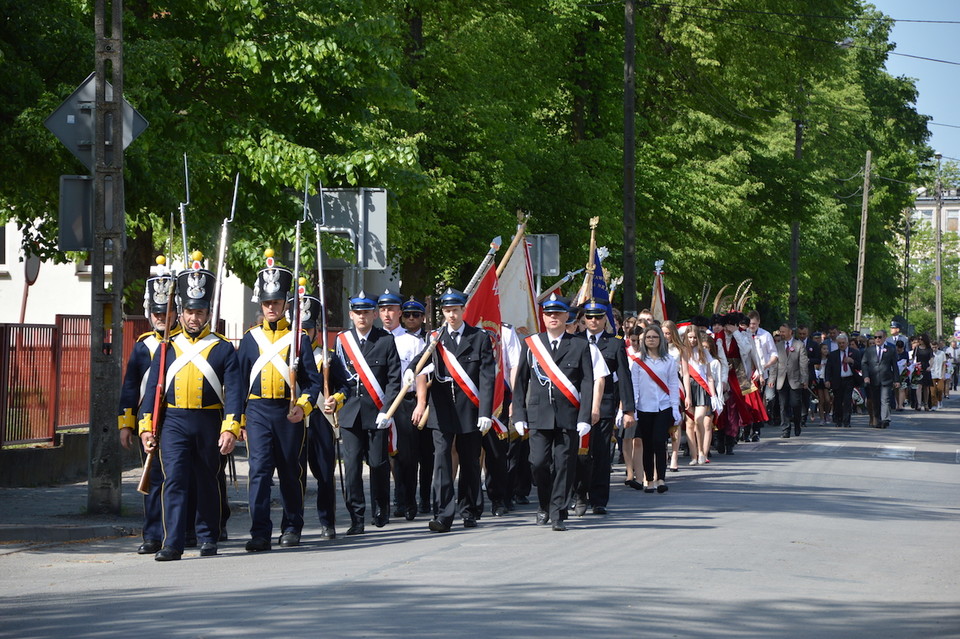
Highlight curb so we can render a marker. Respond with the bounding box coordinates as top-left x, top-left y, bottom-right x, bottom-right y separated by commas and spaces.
0, 524, 140, 543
